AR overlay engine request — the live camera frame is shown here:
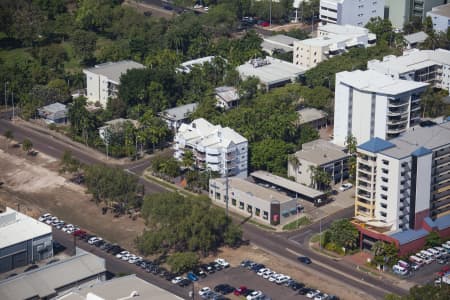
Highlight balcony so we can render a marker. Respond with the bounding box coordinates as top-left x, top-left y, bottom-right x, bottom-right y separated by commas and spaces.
357, 189, 373, 199
387, 125, 407, 134
387, 109, 409, 116
387, 117, 408, 125
388, 99, 410, 108
225, 152, 236, 161
435, 147, 450, 158
358, 172, 372, 181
